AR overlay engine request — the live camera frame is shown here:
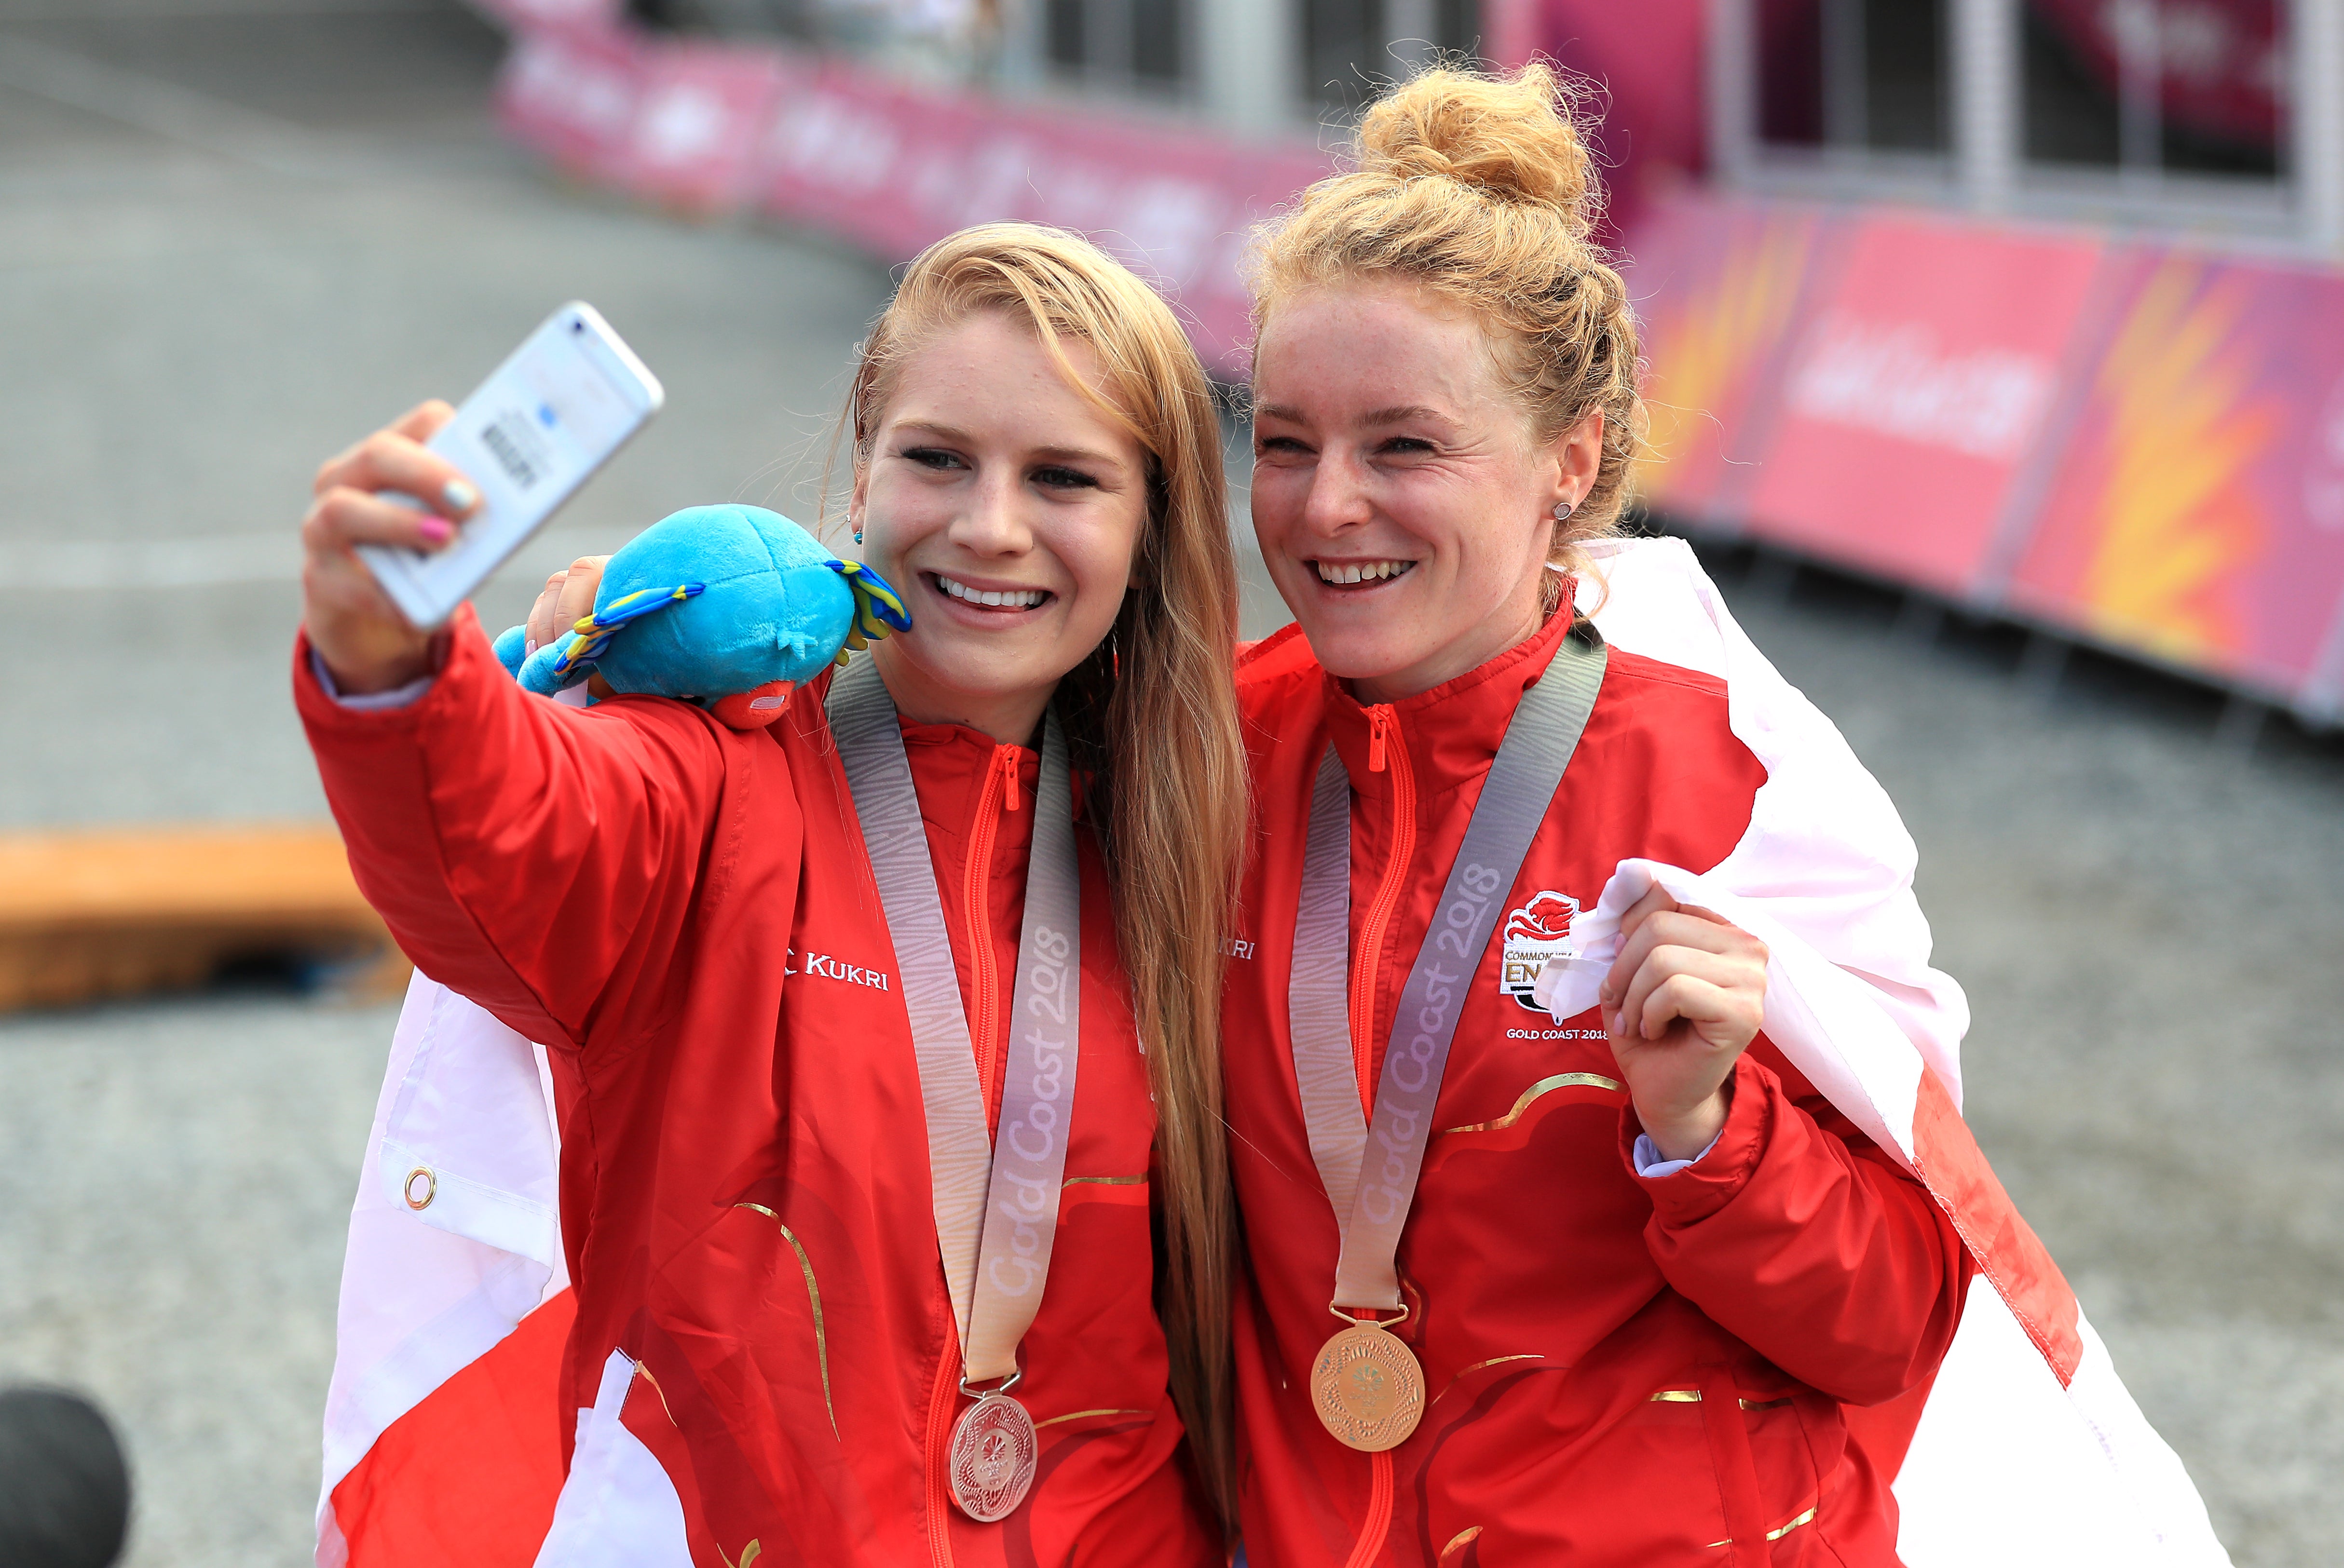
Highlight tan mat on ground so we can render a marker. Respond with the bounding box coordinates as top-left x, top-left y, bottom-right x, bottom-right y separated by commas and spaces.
0, 826, 404, 1012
